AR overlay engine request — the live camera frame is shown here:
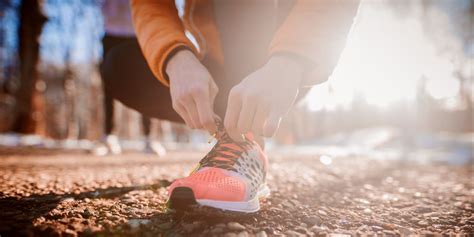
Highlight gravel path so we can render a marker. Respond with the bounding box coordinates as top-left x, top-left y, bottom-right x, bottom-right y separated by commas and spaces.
0, 147, 472, 236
